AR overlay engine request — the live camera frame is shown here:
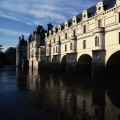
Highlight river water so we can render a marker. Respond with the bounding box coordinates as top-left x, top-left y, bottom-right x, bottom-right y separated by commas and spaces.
0, 65, 120, 120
